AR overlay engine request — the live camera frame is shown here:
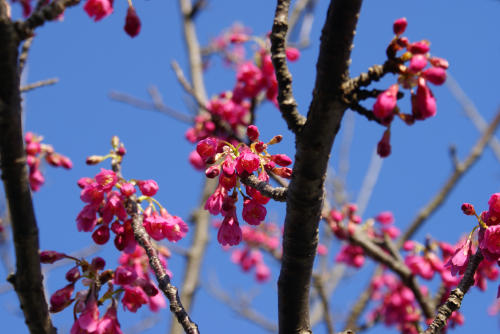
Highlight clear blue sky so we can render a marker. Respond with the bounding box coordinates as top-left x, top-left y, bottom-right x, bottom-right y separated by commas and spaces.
1, 0, 500, 333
